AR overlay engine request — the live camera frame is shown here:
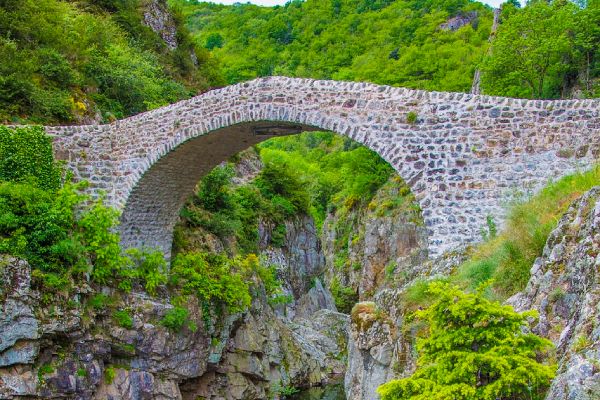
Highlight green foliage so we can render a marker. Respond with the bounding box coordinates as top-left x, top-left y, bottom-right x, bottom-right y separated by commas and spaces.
176, 133, 401, 255
104, 366, 116, 384
330, 277, 358, 314
196, 165, 236, 212
0, 0, 220, 123
88, 293, 111, 311
170, 252, 253, 314
113, 309, 134, 329
160, 306, 189, 332
378, 283, 556, 400
272, 382, 300, 397
482, 0, 600, 98
0, 126, 62, 190
124, 248, 168, 295
406, 111, 418, 124
172, 0, 493, 92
